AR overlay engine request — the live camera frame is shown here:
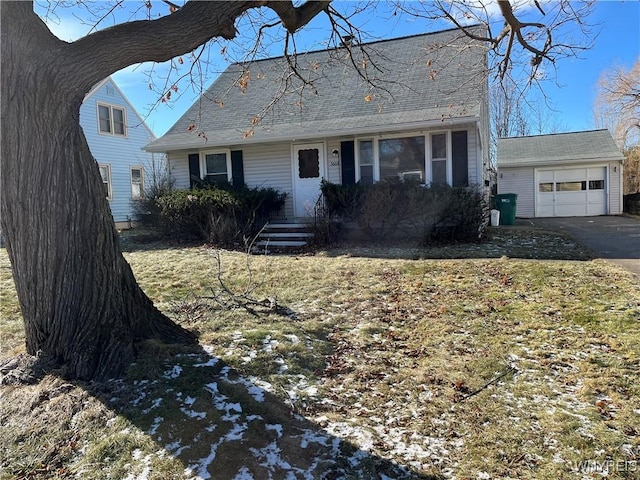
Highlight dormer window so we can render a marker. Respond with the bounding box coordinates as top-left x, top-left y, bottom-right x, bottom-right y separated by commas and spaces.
98, 103, 126, 136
